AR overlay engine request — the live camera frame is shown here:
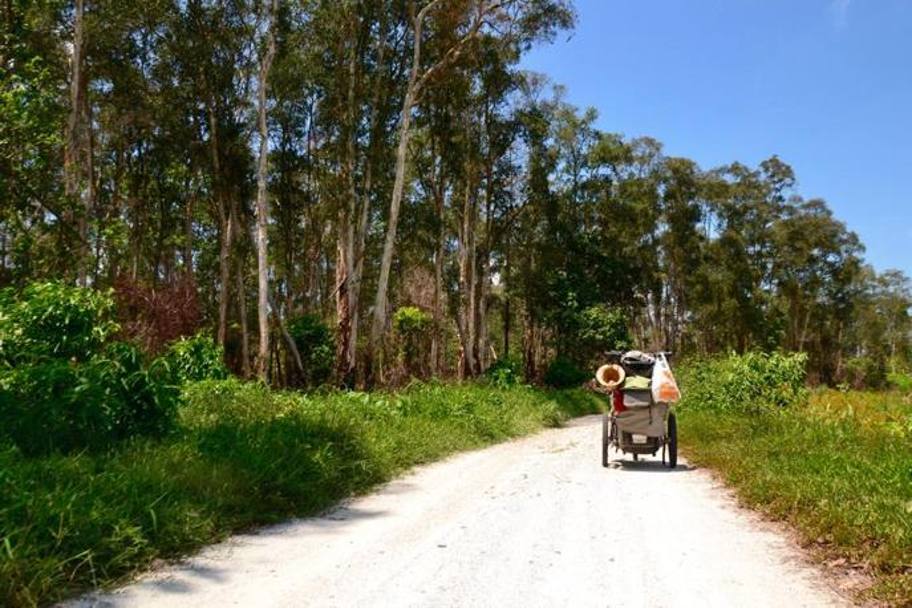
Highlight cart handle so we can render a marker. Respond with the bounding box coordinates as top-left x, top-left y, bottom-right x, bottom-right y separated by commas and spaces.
605, 350, 673, 359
